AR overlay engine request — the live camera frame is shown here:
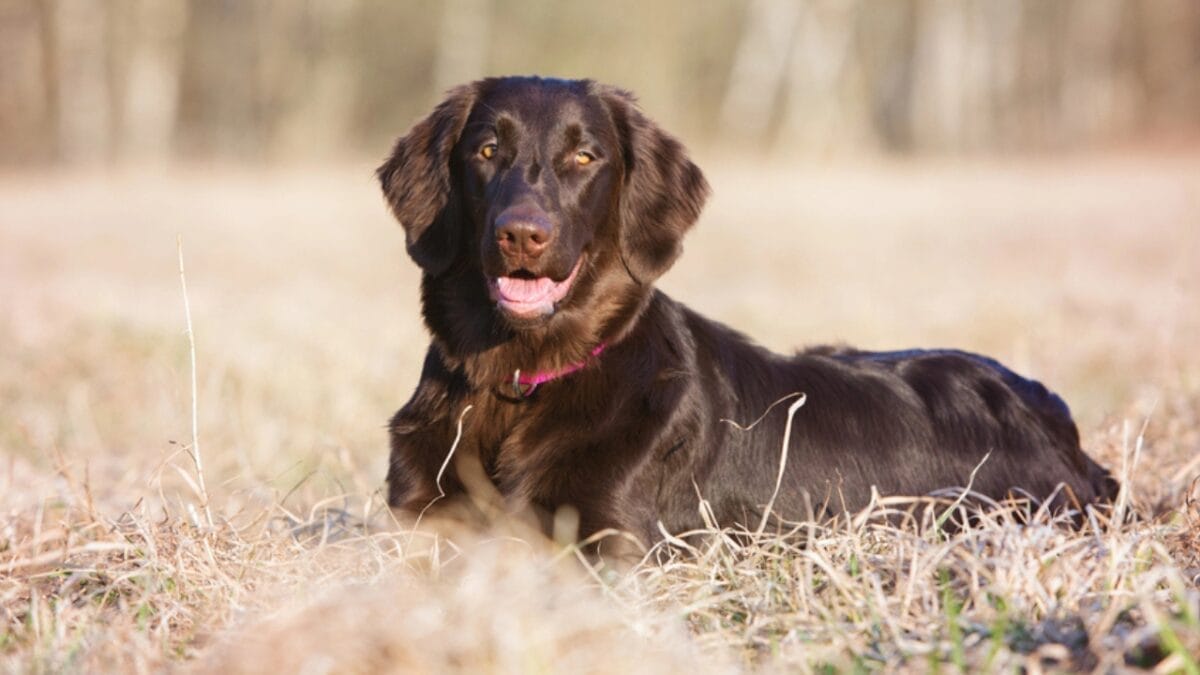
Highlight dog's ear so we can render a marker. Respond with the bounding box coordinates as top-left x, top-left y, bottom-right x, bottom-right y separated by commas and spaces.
377, 84, 476, 275
599, 86, 710, 285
